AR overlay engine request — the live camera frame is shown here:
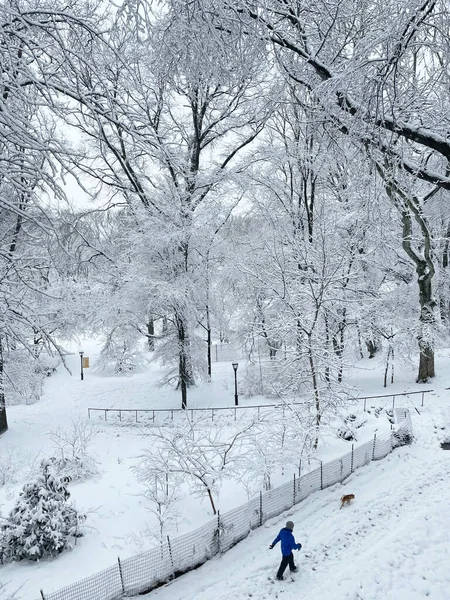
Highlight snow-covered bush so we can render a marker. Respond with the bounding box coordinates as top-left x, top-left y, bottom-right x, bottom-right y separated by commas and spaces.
366, 405, 395, 424
48, 419, 100, 481
439, 434, 450, 450
392, 428, 413, 447
4, 351, 43, 406
95, 334, 146, 375
384, 408, 395, 424
0, 459, 84, 562
34, 354, 61, 378
3, 351, 61, 406
0, 447, 27, 488
337, 426, 356, 441
345, 413, 368, 429
337, 413, 368, 442
240, 361, 270, 398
